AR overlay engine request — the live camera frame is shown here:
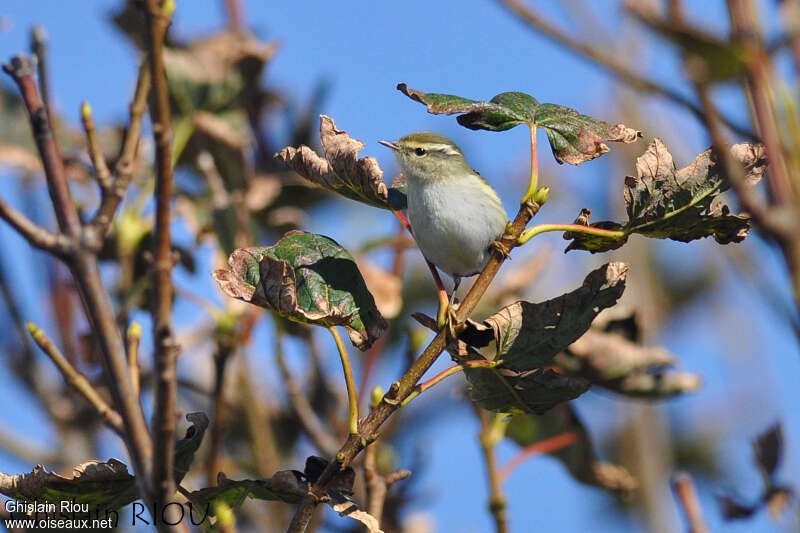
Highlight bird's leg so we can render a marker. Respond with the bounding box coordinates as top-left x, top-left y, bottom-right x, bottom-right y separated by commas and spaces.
446, 276, 462, 338
429, 261, 451, 329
